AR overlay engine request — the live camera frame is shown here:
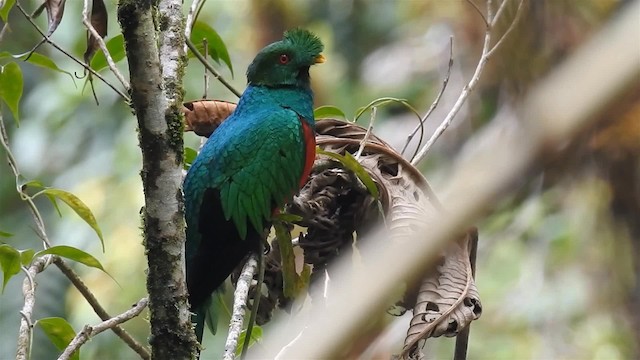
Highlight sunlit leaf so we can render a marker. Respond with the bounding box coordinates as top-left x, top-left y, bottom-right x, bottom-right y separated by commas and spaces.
189, 21, 234, 76
317, 148, 379, 199
0, 230, 13, 237
37, 317, 79, 360
0, 62, 23, 124
90, 34, 125, 72
314, 105, 347, 120
37, 188, 104, 251
235, 326, 263, 356
0, 244, 21, 292
0, 51, 73, 80
20, 248, 35, 266
0, 0, 16, 22
184, 146, 197, 170
35, 245, 105, 272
